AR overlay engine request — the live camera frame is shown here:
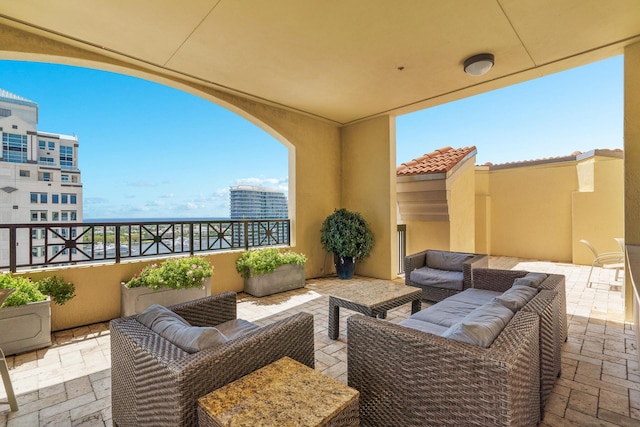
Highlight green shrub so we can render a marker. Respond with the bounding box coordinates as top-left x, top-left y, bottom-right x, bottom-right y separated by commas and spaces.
37, 276, 76, 305
236, 248, 307, 279
320, 208, 374, 260
124, 256, 213, 290
0, 274, 47, 307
